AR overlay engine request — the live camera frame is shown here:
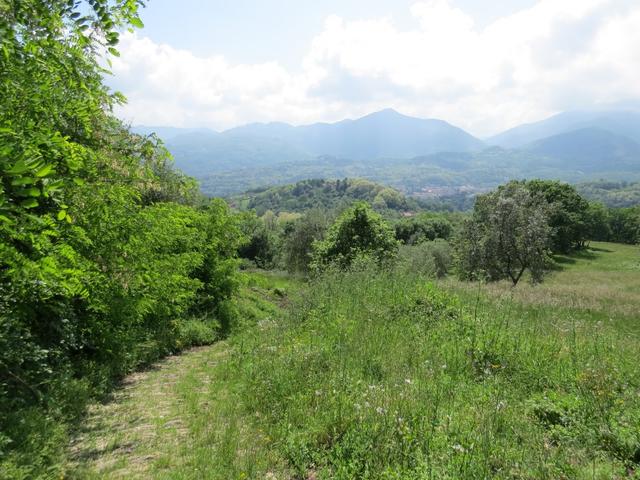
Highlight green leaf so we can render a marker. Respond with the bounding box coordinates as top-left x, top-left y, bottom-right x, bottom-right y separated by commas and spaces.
11, 177, 35, 186
72, 178, 86, 186
130, 17, 144, 29
57, 210, 67, 221
6, 160, 30, 175
20, 198, 39, 209
108, 47, 120, 57
35, 164, 55, 177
